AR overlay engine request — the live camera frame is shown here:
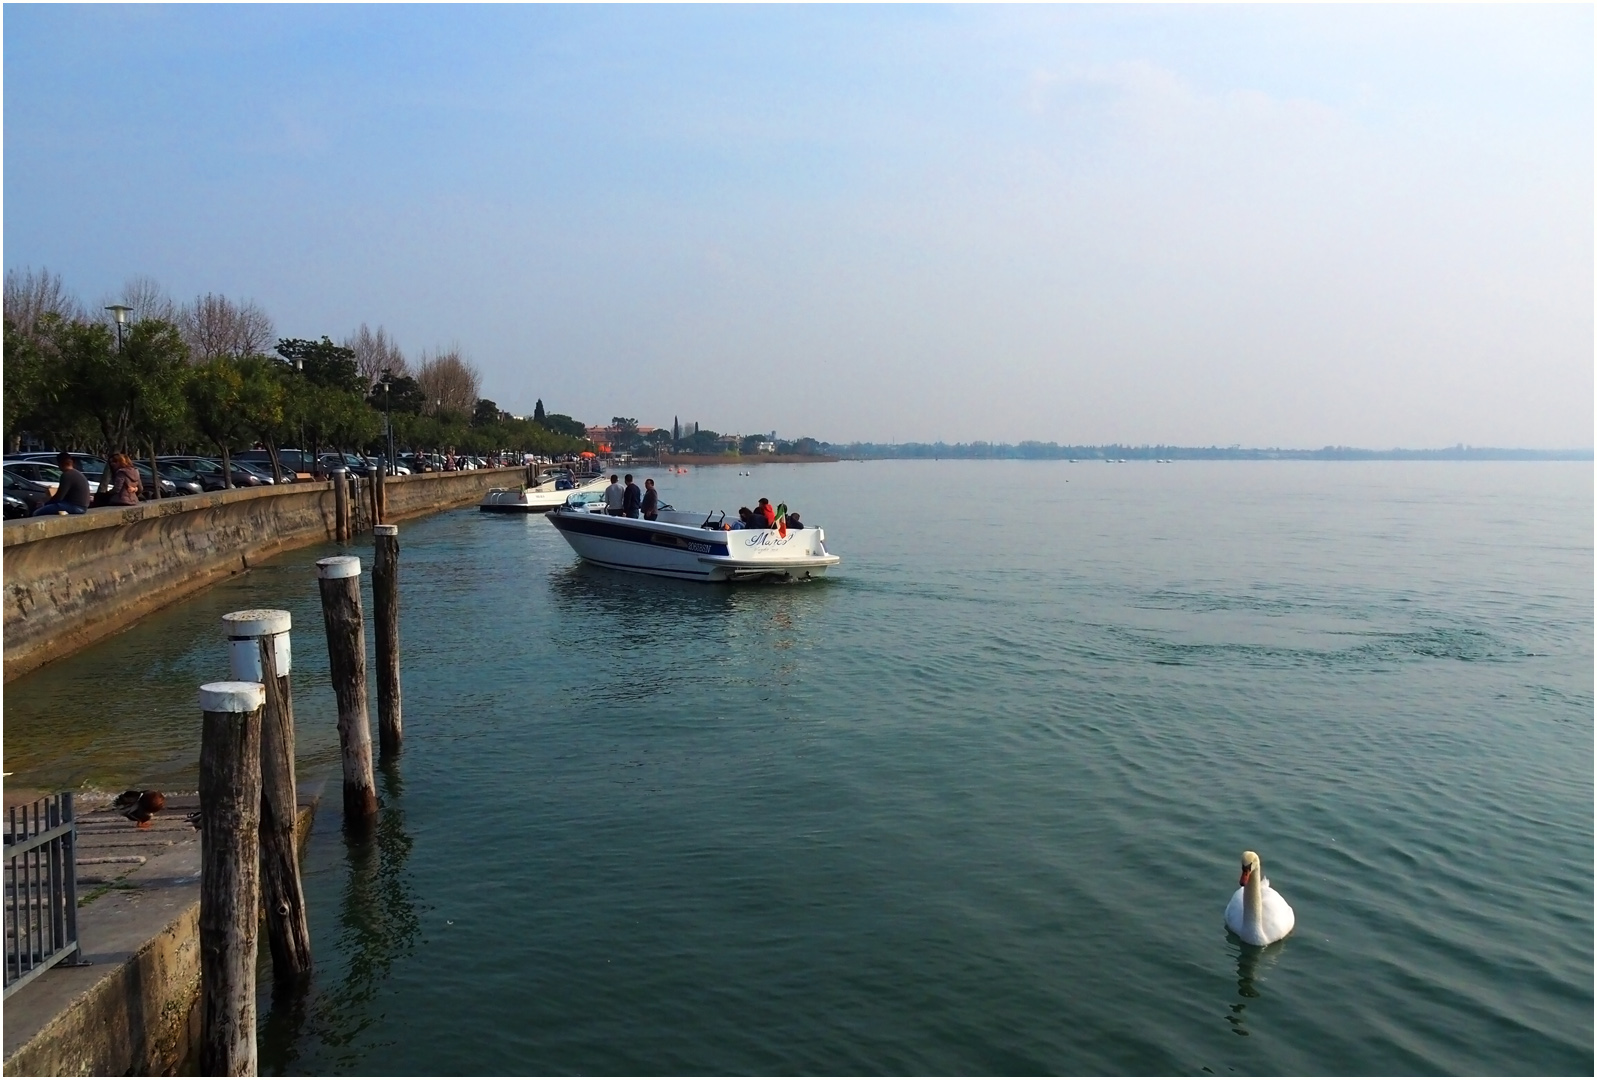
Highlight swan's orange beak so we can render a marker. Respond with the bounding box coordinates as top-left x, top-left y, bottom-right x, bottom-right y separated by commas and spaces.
1238, 868, 1251, 887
